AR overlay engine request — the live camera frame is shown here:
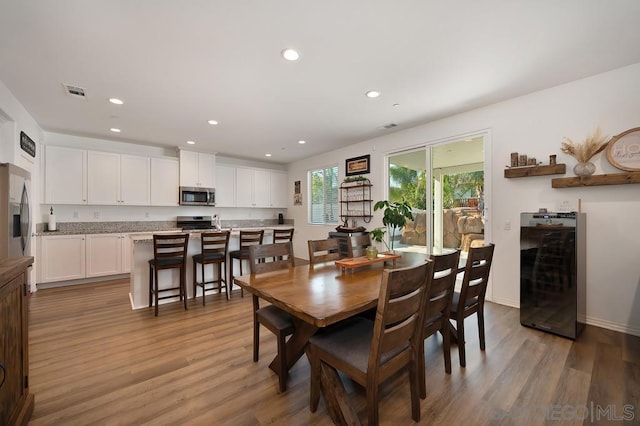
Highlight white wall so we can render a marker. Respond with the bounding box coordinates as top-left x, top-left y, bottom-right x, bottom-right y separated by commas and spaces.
288, 62, 640, 336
